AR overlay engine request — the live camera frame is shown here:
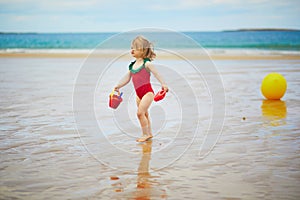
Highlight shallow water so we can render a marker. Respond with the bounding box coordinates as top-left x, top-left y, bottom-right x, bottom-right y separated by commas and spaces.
0, 56, 300, 199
